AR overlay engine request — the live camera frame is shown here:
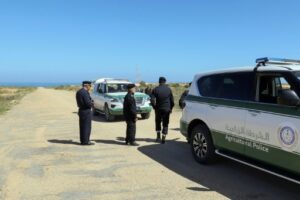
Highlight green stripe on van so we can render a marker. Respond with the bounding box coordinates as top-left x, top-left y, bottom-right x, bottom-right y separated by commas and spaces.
211, 130, 300, 175
186, 95, 300, 118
